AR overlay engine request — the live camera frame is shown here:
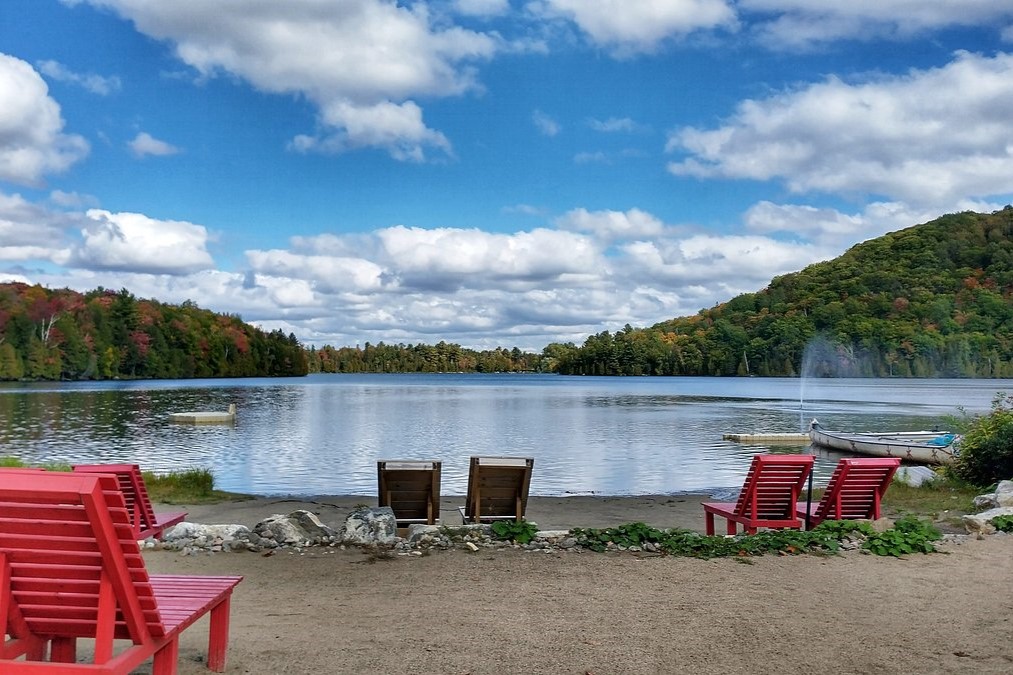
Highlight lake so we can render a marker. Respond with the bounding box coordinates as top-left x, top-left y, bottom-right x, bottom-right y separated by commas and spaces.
0, 374, 1007, 497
